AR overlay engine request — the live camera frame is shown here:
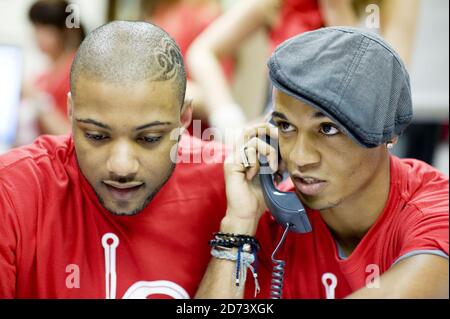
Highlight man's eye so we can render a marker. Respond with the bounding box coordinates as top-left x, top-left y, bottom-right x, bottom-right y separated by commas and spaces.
320, 124, 340, 136
139, 136, 163, 144
277, 121, 295, 133
85, 133, 109, 141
